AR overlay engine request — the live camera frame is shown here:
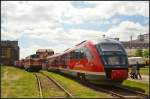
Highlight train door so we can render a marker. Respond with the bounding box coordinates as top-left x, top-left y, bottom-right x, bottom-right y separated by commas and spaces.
83, 47, 94, 71
68, 51, 76, 69
78, 48, 88, 70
